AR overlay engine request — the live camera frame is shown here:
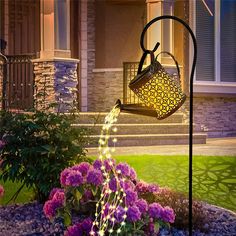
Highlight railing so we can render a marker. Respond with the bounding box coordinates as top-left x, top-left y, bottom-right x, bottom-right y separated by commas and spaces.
1, 54, 36, 110
123, 62, 140, 104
